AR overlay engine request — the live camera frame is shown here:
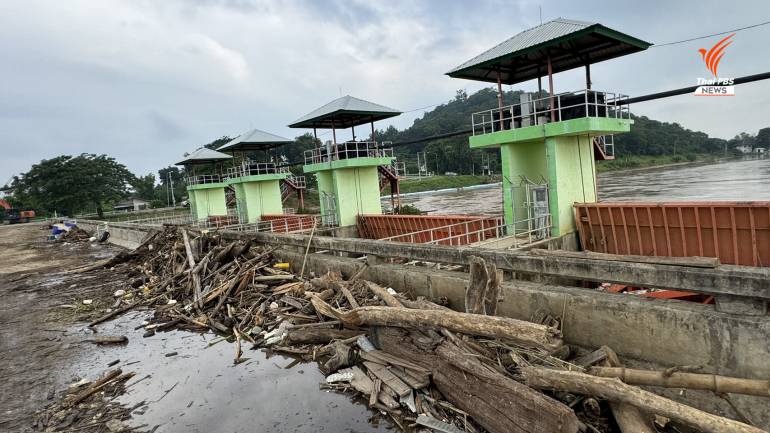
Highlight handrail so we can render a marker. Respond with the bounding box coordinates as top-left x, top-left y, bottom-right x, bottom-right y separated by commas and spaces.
185, 174, 222, 185
304, 141, 394, 165
471, 89, 630, 136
